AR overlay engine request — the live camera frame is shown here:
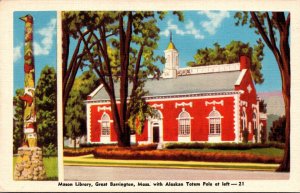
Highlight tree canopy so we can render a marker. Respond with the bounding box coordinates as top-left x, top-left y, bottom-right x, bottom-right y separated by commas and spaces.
35, 65, 57, 155
269, 115, 286, 143
65, 70, 99, 143
62, 11, 183, 146
187, 40, 264, 84
13, 89, 24, 153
